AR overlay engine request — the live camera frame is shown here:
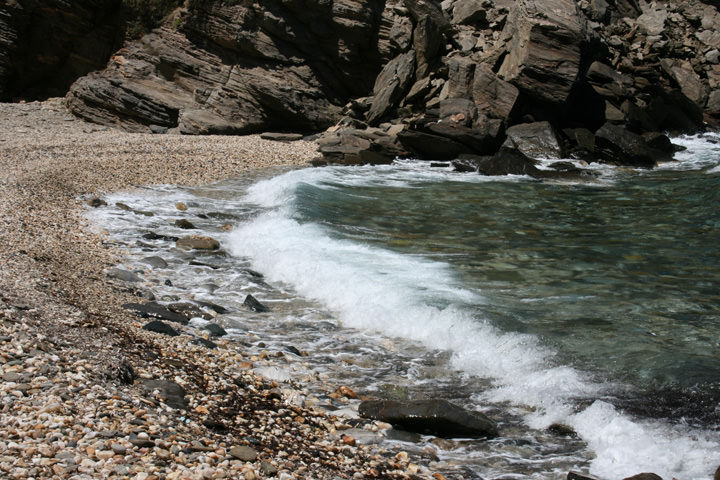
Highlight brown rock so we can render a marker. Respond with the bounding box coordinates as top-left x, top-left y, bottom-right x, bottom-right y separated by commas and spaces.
229, 445, 258, 462
497, 0, 585, 105
176, 235, 220, 250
